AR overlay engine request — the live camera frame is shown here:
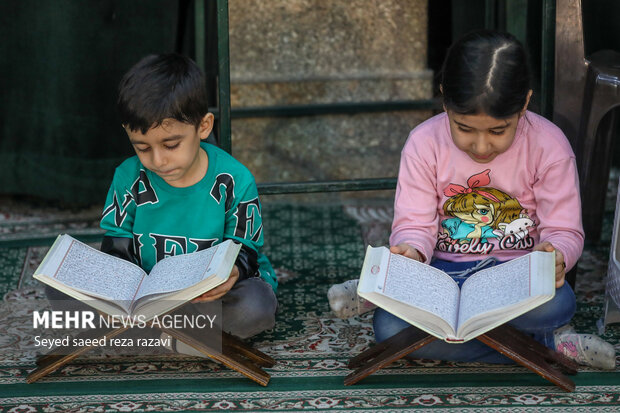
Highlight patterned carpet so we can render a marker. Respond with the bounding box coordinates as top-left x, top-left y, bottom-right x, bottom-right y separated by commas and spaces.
0, 196, 620, 411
